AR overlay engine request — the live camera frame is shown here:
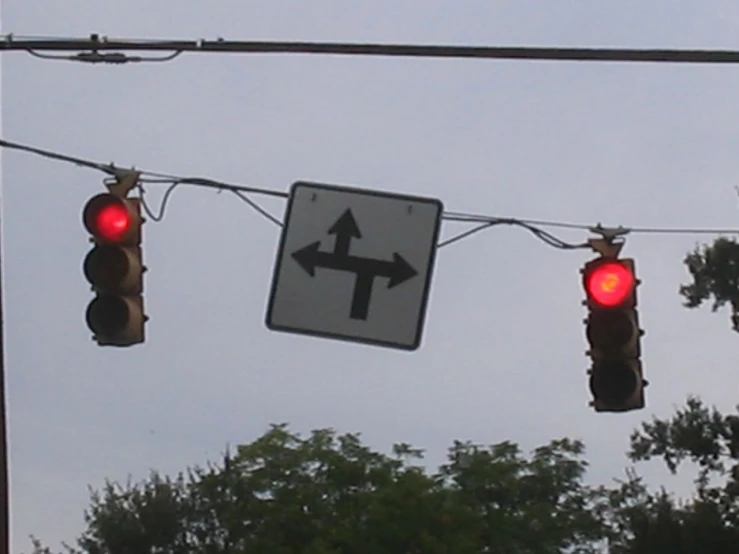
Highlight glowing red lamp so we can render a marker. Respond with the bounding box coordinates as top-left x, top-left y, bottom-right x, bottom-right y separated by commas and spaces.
585, 262, 634, 307
83, 194, 135, 243
94, 203, 130, 242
